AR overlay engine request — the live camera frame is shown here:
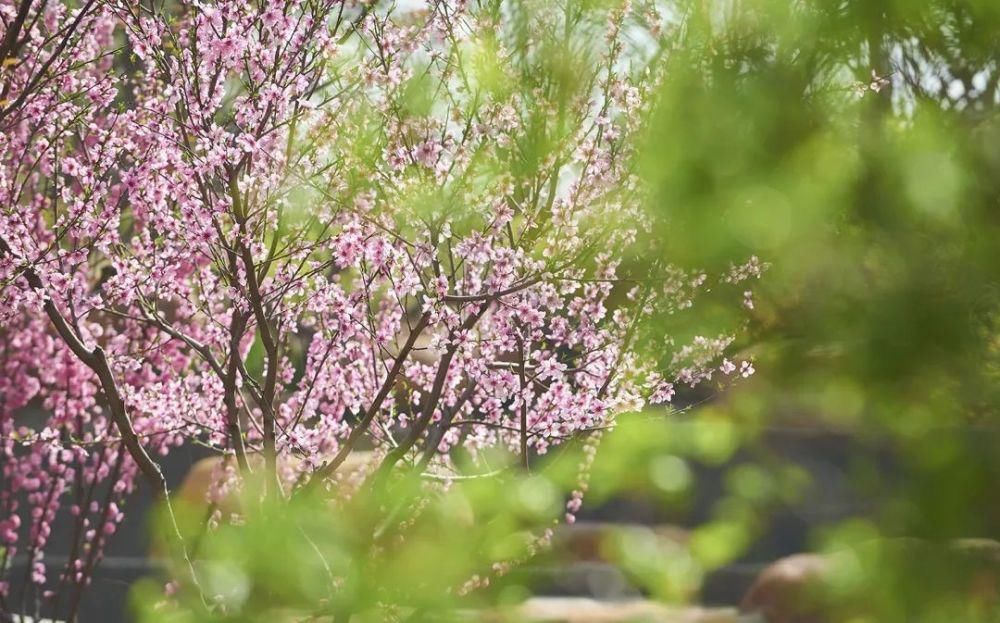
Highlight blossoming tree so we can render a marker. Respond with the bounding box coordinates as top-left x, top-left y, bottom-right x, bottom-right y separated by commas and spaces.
0, 0, 759, 619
